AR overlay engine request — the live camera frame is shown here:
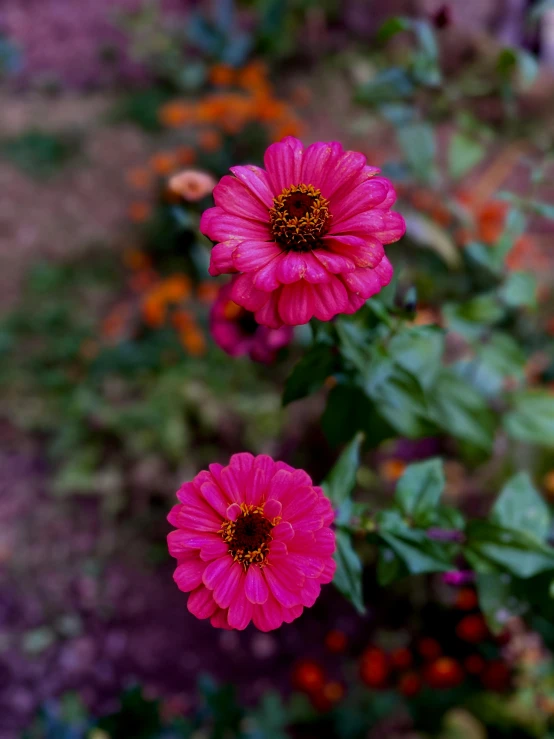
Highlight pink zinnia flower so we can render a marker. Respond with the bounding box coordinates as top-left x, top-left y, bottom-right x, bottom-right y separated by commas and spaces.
200, 136, 405, 327
167, 453, 336, 631
210, 279, 293, 363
